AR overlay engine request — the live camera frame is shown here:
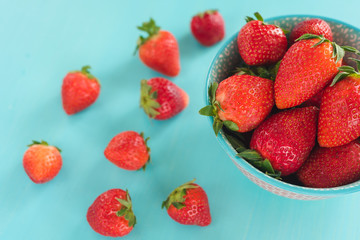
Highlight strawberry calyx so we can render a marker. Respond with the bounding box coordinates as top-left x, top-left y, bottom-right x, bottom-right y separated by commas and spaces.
140, 132, 151, 171
331, 58, 360, 86
199, 82, 239, 136
116, 190, 137, 227
71, 65, 98, 83
28, 140, 61, 152
235, 61, 280, 81
237, 149, 281, 179
196, 9, 217, 18
134, 18, 160, 55
140, 79, 161, 118
296, 34, 360, 64
161, 179, 198, 210
245, 12, 289, 34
